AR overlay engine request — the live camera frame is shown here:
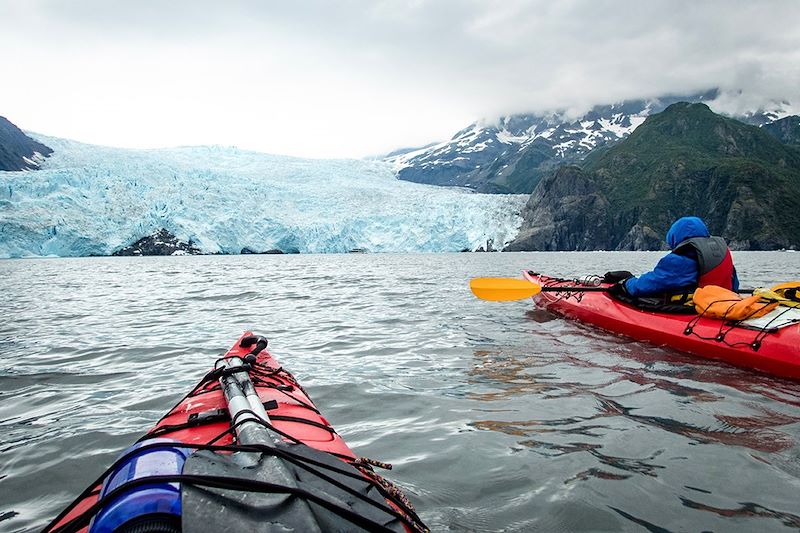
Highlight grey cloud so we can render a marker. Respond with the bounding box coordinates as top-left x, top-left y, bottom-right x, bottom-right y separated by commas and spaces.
7, 1, 799, 113
1, 0, 798, 153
